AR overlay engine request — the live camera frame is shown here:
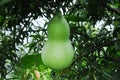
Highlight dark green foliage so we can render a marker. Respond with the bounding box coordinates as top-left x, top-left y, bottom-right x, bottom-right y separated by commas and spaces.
0, 0, 120, 79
